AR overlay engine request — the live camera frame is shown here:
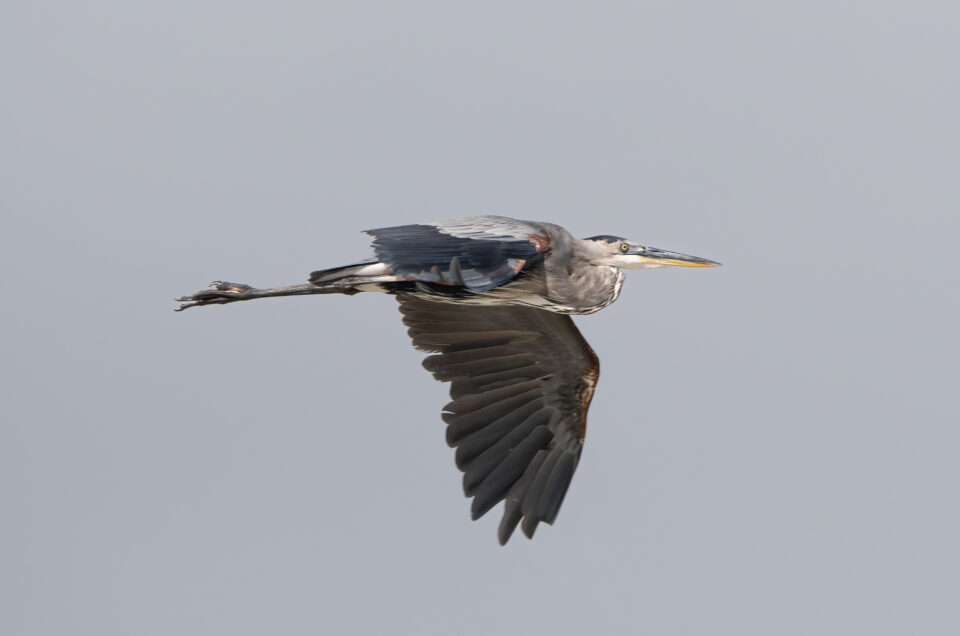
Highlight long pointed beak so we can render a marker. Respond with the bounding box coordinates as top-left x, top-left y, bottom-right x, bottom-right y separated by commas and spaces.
636, 246, 721, 268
